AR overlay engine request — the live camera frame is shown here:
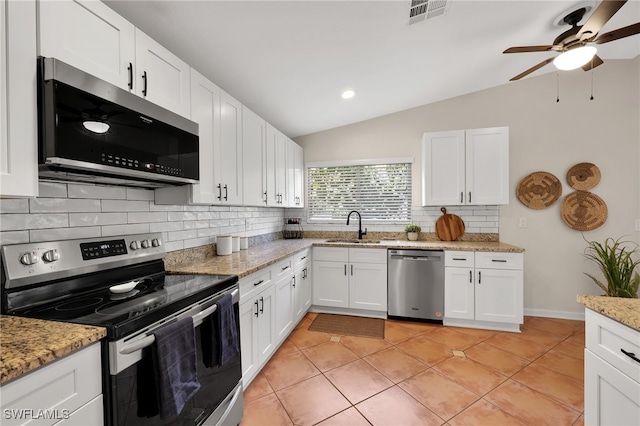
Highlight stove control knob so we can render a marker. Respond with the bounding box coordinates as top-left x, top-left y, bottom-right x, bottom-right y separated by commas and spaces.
130, 241, 140, 250
141, 240, 151, 249
43, 249, 60, 263
151, 238, 162, 247
20, 252, 40, 266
